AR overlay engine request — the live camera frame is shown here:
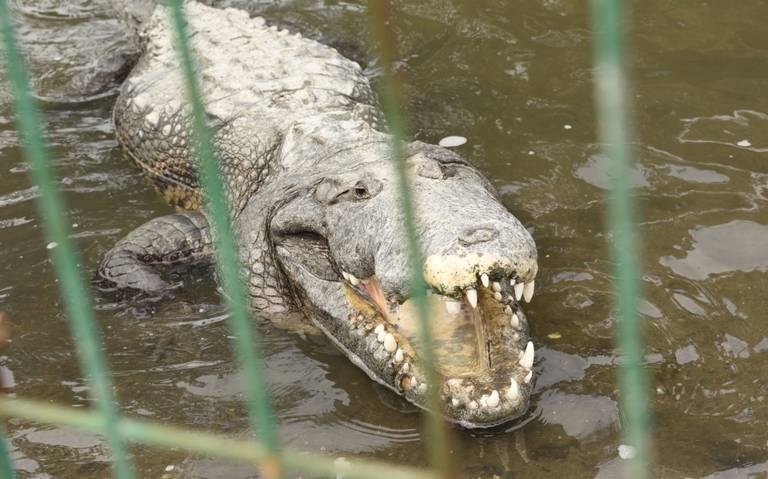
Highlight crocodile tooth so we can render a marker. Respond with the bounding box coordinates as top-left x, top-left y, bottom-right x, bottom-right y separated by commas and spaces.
342, 271, 350, 282
394, 348, 404, 363
348, 274, 360, 286
524, 370, 533, 384
445, 300, 462, 315
514, 282, 525, 301
377, 331, 386, 342
479, 395, 488, 407
401, 362, 410, 373
487, 390, 500, 408
511, 313, 520, 328
505, 305, 513, 314
492, 282, 501, 292
480, 274, 489, 288
468, 400, 478, 410
451, 398, 460, 407
466, 289, 478, 308
506, 378, 520, 400
384, 333, 397, 352
374, 324, 384, 335
493, 292, 502, 301
523, 281, 535, 303
510, 278, 516, 286
520, 341, 535, 369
